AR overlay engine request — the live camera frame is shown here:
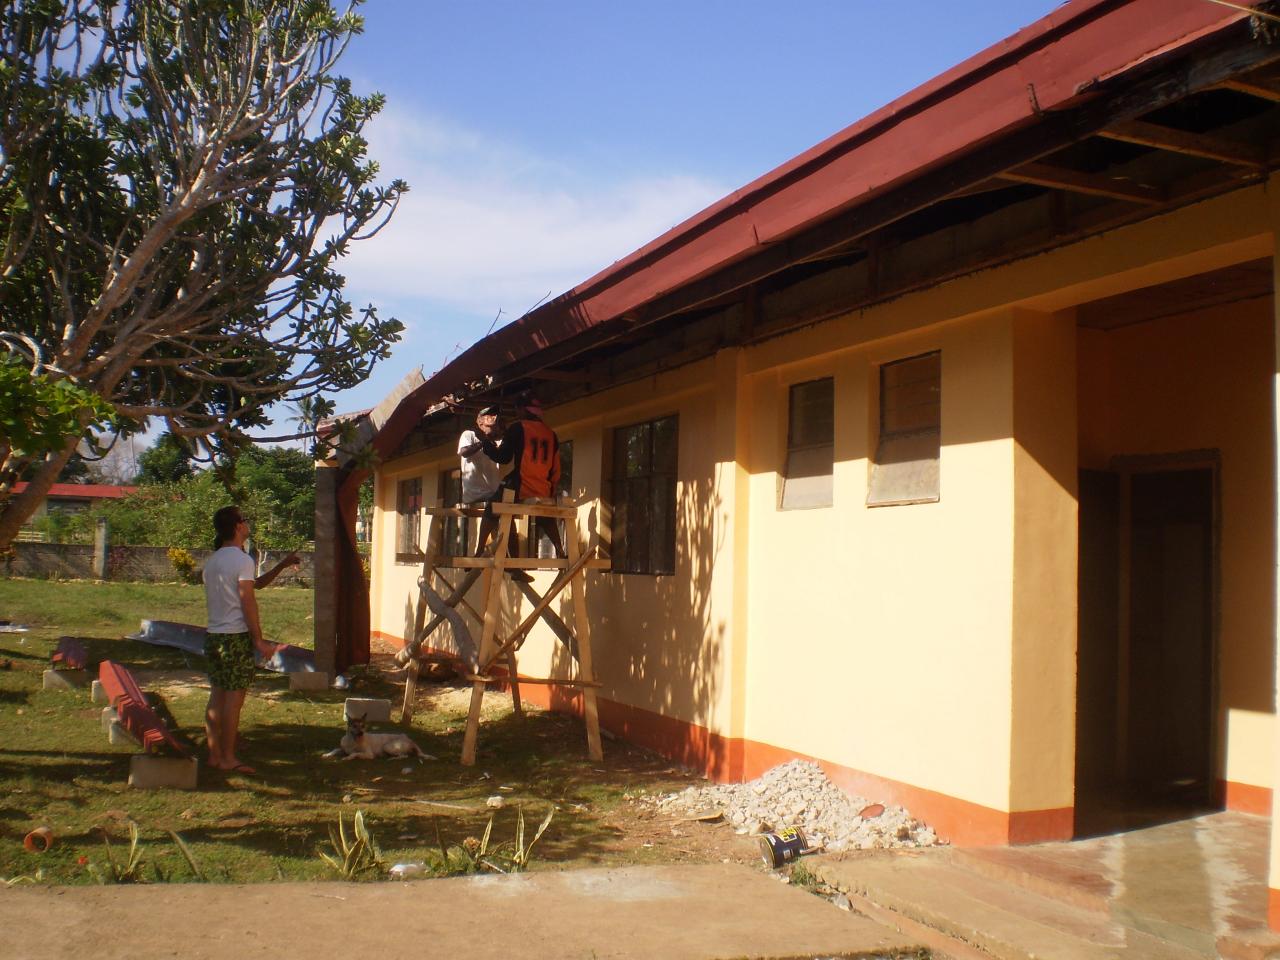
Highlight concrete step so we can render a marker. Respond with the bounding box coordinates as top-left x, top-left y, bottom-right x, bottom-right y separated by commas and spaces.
817, 853, 1208, 960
